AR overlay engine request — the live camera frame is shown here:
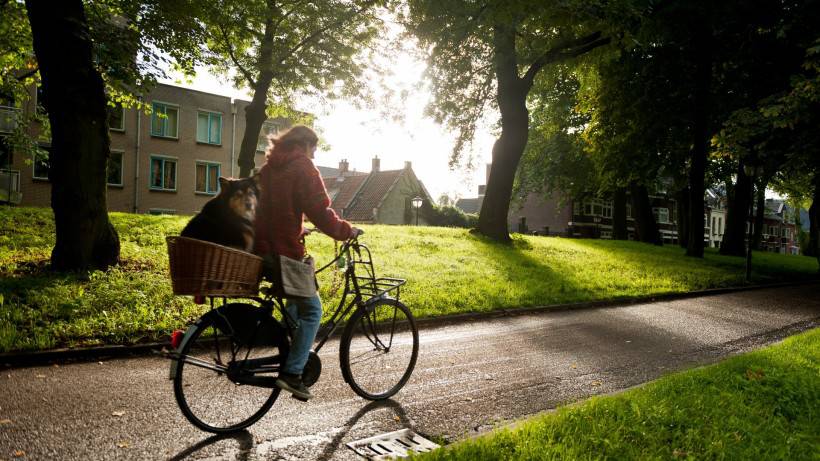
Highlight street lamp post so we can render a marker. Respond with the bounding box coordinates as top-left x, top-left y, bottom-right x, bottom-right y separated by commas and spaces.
744, 163, 762, 283
412, 196, 423, 226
